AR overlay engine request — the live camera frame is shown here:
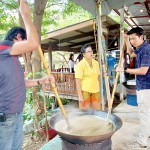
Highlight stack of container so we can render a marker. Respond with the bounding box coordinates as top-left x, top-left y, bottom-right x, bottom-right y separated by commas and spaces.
123, 79, 138, 106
